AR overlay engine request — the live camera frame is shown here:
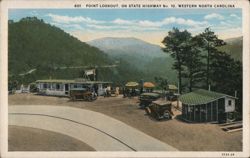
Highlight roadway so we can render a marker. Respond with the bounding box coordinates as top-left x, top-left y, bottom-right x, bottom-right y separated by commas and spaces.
9, 105, 178, 151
